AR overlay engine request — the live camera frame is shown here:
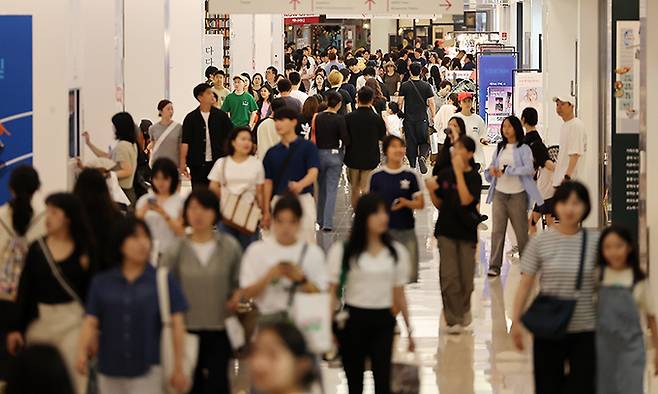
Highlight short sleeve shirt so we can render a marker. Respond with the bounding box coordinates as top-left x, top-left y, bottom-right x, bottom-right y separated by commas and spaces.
434, 167, 482, 242
263, 138, 320, 196
207, 155, 265, 205
220, 92, 259, 127
85, 265, 188, 377
399, 80, 434, 120
112, 141, 137, 189
553, 118, 587, 186
148, 122, 182, 165
521, 229, 599, 333
368, 166, 422, 230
